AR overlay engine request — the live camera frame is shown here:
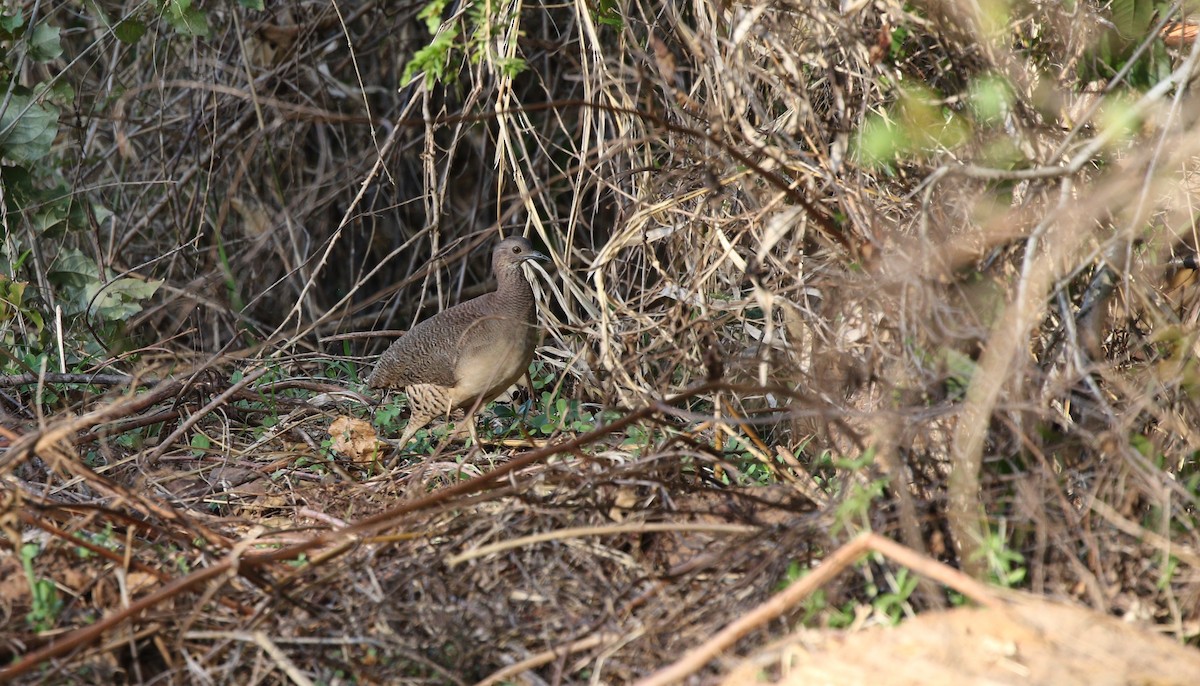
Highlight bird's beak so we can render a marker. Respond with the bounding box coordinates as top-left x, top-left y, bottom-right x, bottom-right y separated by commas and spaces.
525, 249, 549, 262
